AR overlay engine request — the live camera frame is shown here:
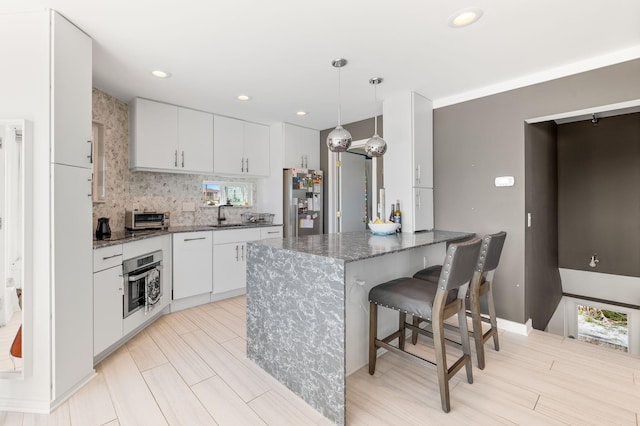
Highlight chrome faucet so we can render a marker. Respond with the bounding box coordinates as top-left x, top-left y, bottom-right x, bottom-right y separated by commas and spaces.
217, 199, 233, 224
